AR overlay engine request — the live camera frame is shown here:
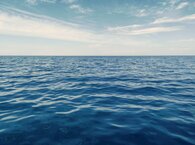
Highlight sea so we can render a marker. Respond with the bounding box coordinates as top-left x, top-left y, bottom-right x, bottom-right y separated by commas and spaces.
0, 56, 195, 145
